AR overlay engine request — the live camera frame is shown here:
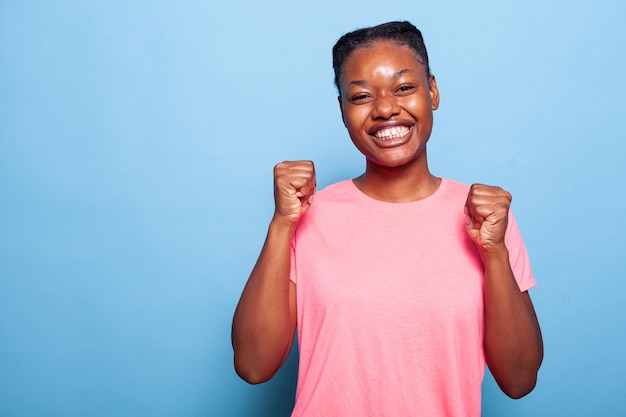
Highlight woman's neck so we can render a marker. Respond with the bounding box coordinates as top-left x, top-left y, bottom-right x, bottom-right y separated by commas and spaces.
354, 157, 440, 203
